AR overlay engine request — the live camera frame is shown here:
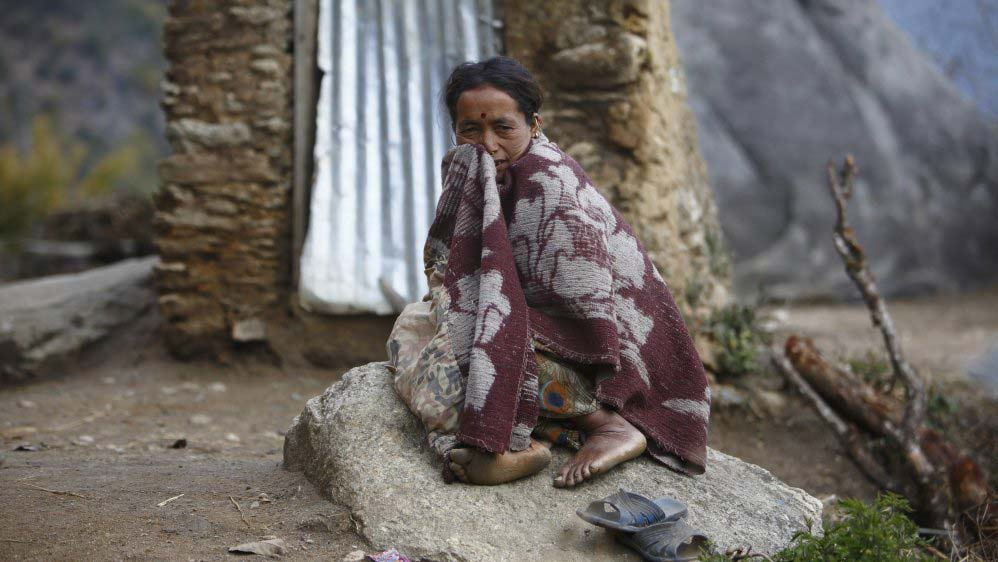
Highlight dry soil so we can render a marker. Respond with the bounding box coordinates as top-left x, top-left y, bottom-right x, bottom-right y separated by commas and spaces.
1, 288, 996, 561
